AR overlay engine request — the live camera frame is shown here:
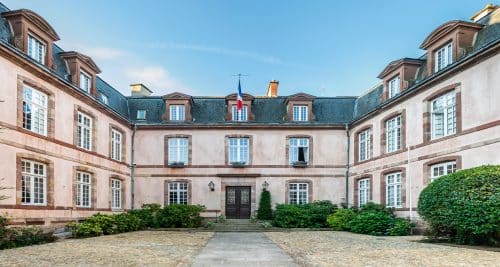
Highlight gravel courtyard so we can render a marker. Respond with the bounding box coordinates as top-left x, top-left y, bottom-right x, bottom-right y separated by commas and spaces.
0, 231, 213, 267
266, 231, 500, 267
